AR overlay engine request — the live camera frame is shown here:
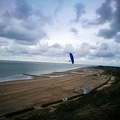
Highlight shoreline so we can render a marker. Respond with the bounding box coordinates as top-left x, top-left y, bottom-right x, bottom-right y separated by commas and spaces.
0, 66, 88, 83
0, 66, 109, 115
0, 66, 87, 83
